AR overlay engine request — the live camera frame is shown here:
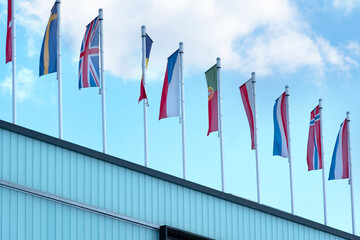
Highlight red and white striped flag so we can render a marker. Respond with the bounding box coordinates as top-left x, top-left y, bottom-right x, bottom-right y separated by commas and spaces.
239, 79, 255, 149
